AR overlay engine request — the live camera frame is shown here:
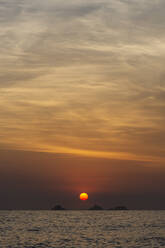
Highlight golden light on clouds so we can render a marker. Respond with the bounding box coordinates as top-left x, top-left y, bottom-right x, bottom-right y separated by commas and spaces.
1, 0, 165, 210
0, 0, 165, 164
